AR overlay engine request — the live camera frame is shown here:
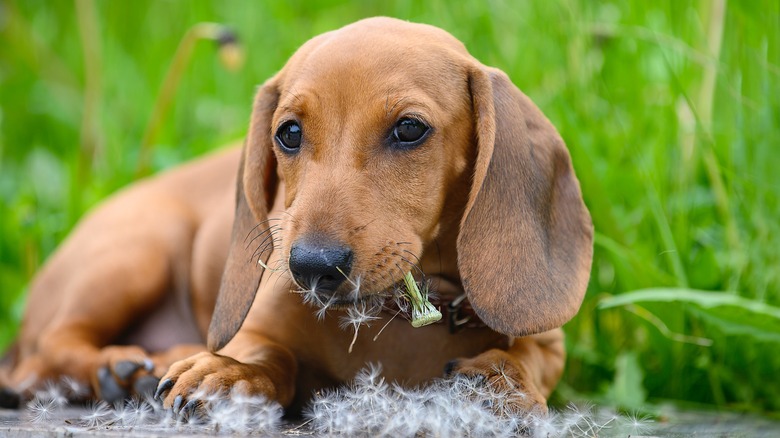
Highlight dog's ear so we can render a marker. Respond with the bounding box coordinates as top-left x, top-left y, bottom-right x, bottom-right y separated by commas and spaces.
457, 66, 593, 337
208, 80, 280, 351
